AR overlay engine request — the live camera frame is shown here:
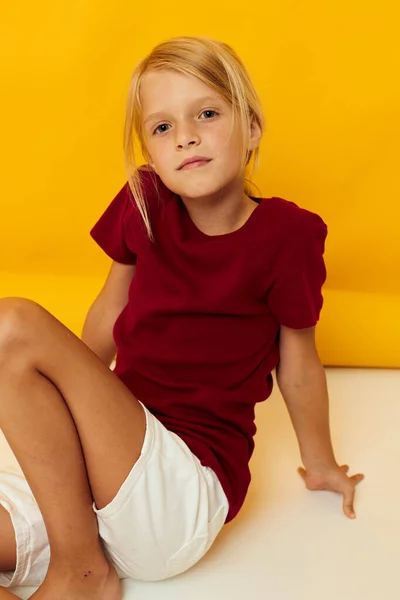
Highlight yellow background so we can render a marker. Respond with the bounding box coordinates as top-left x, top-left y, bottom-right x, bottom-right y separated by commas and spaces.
1, 2, 399, 367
